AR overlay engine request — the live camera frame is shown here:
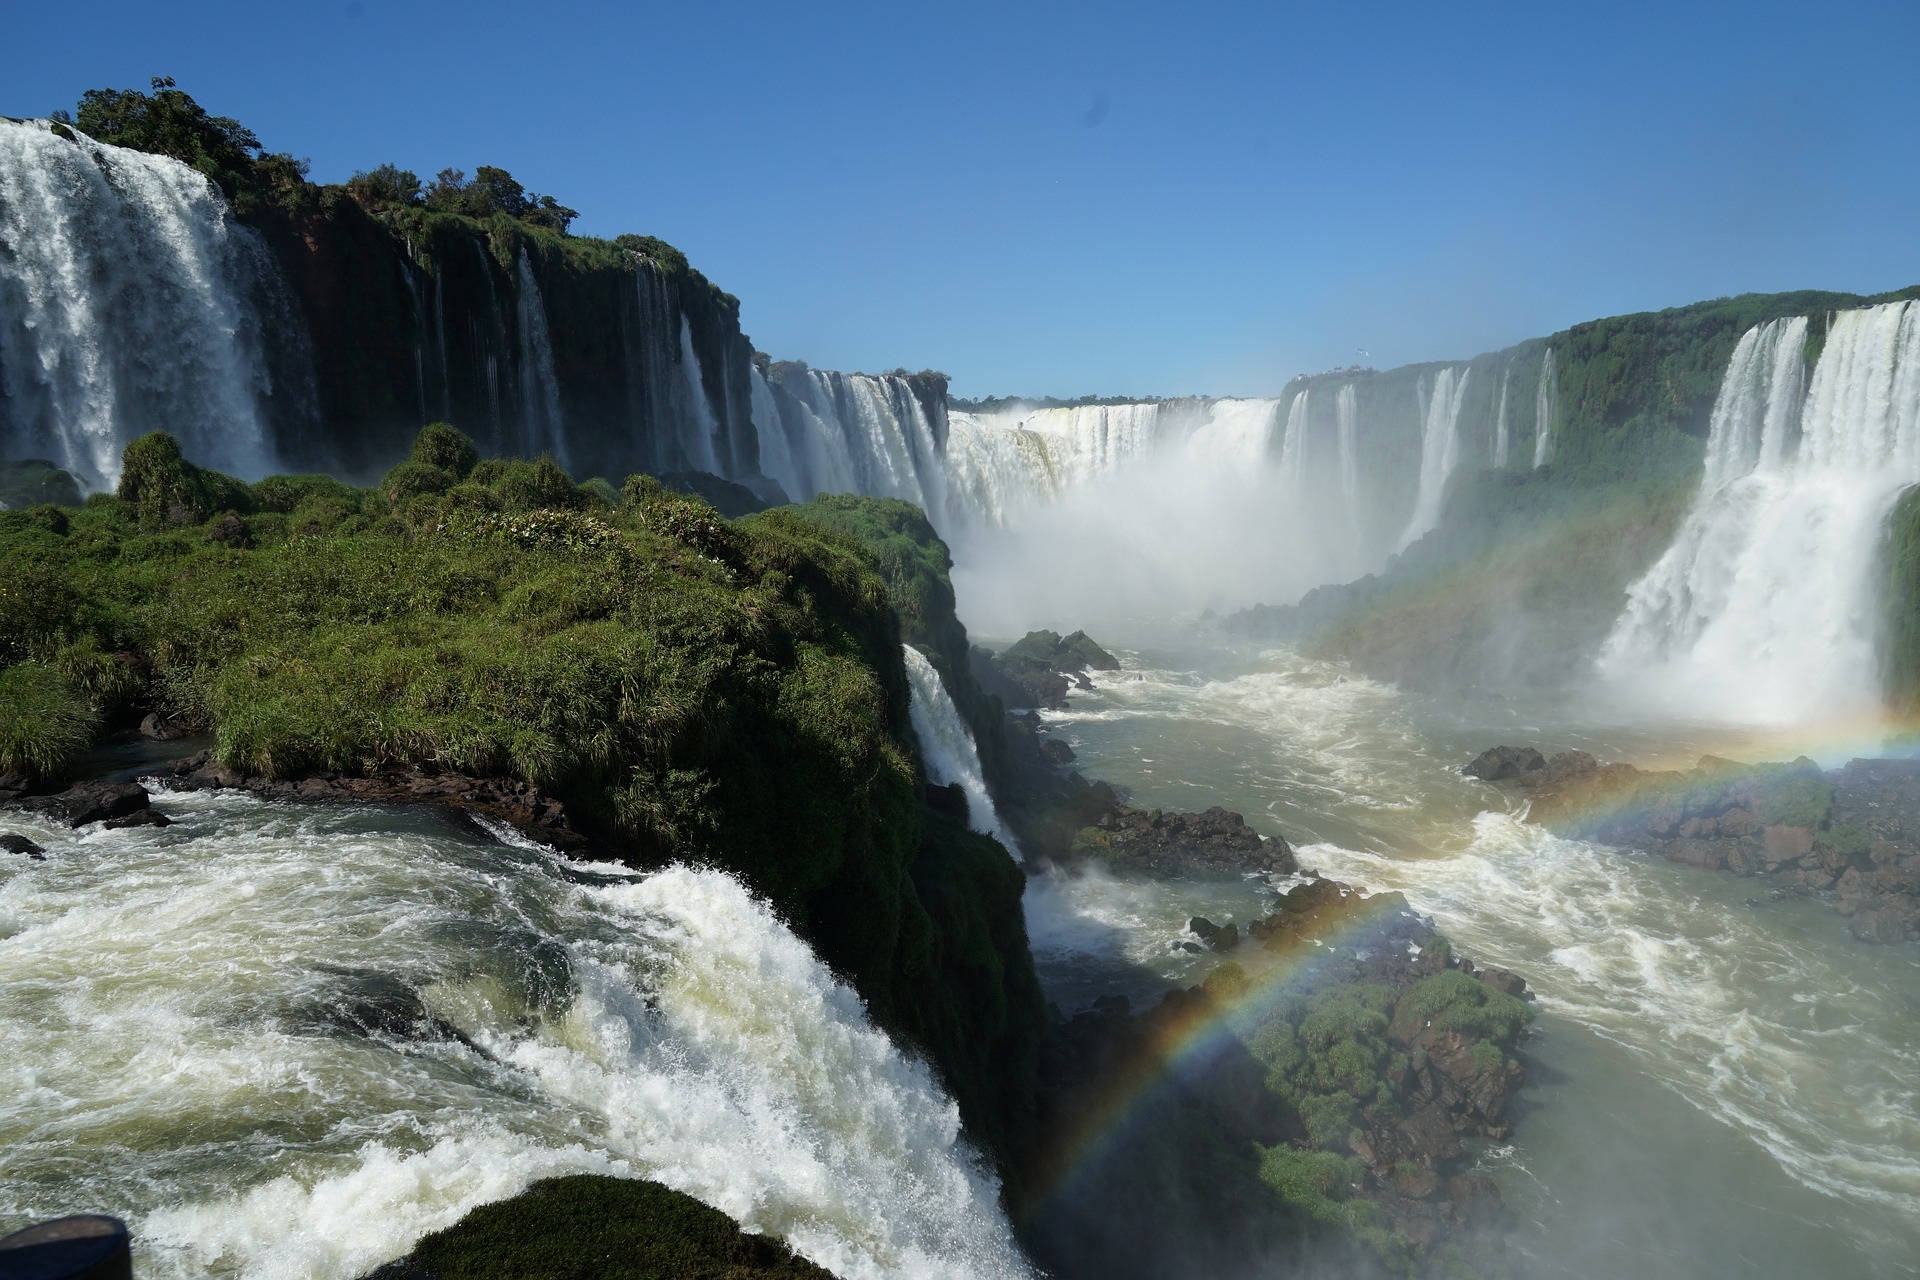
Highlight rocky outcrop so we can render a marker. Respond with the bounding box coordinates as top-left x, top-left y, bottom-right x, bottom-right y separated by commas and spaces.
1469, 745, 1920, 943
1068, 803, 1296, 877
15, 780, 152, 828
1024, 877, 1530, 1279
156, 751, 586, 851
973, 629, 1120, 711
